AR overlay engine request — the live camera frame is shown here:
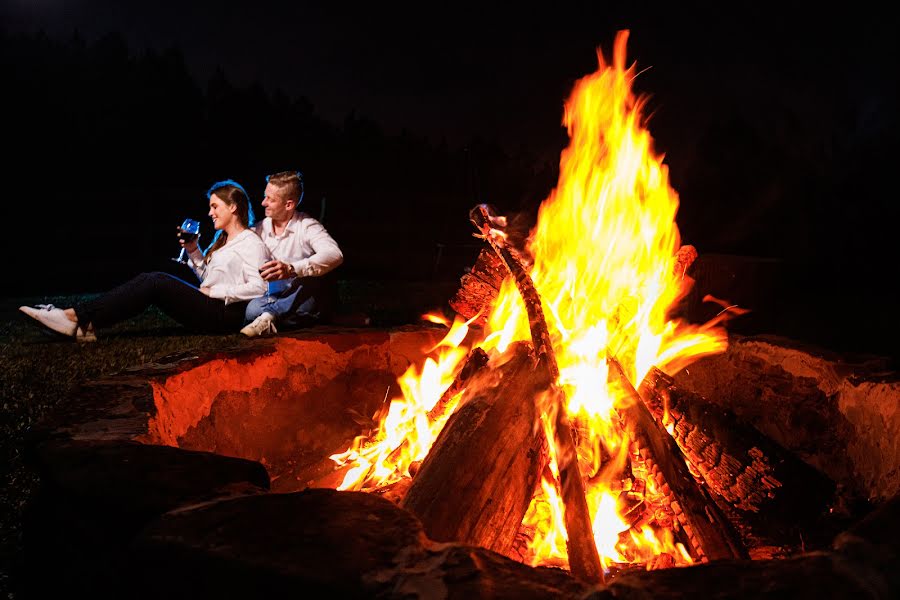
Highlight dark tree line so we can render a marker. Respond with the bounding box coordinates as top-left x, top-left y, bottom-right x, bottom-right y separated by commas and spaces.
2, 29, 557, 295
